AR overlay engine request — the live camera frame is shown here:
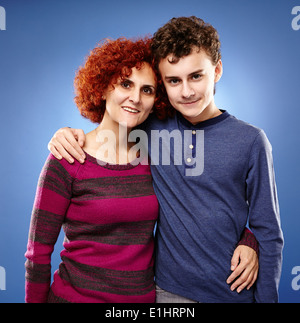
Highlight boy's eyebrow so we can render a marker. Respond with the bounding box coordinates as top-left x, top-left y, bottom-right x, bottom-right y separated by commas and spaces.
164, 69, 204, 80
